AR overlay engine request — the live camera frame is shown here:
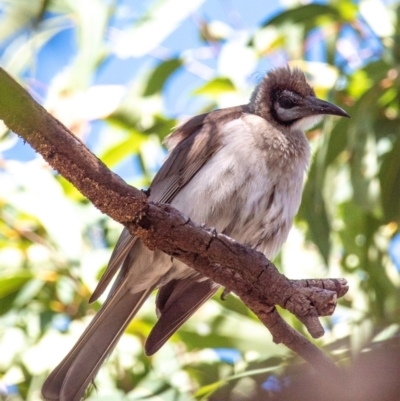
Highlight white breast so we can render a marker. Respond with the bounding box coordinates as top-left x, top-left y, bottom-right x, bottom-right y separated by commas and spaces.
171, 113, 310, 260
